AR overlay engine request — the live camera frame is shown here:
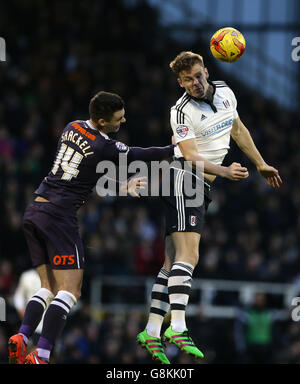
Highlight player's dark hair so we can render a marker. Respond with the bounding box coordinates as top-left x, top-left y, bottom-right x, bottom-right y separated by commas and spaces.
89, 91, 124, 122
169, 51, 204, 75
